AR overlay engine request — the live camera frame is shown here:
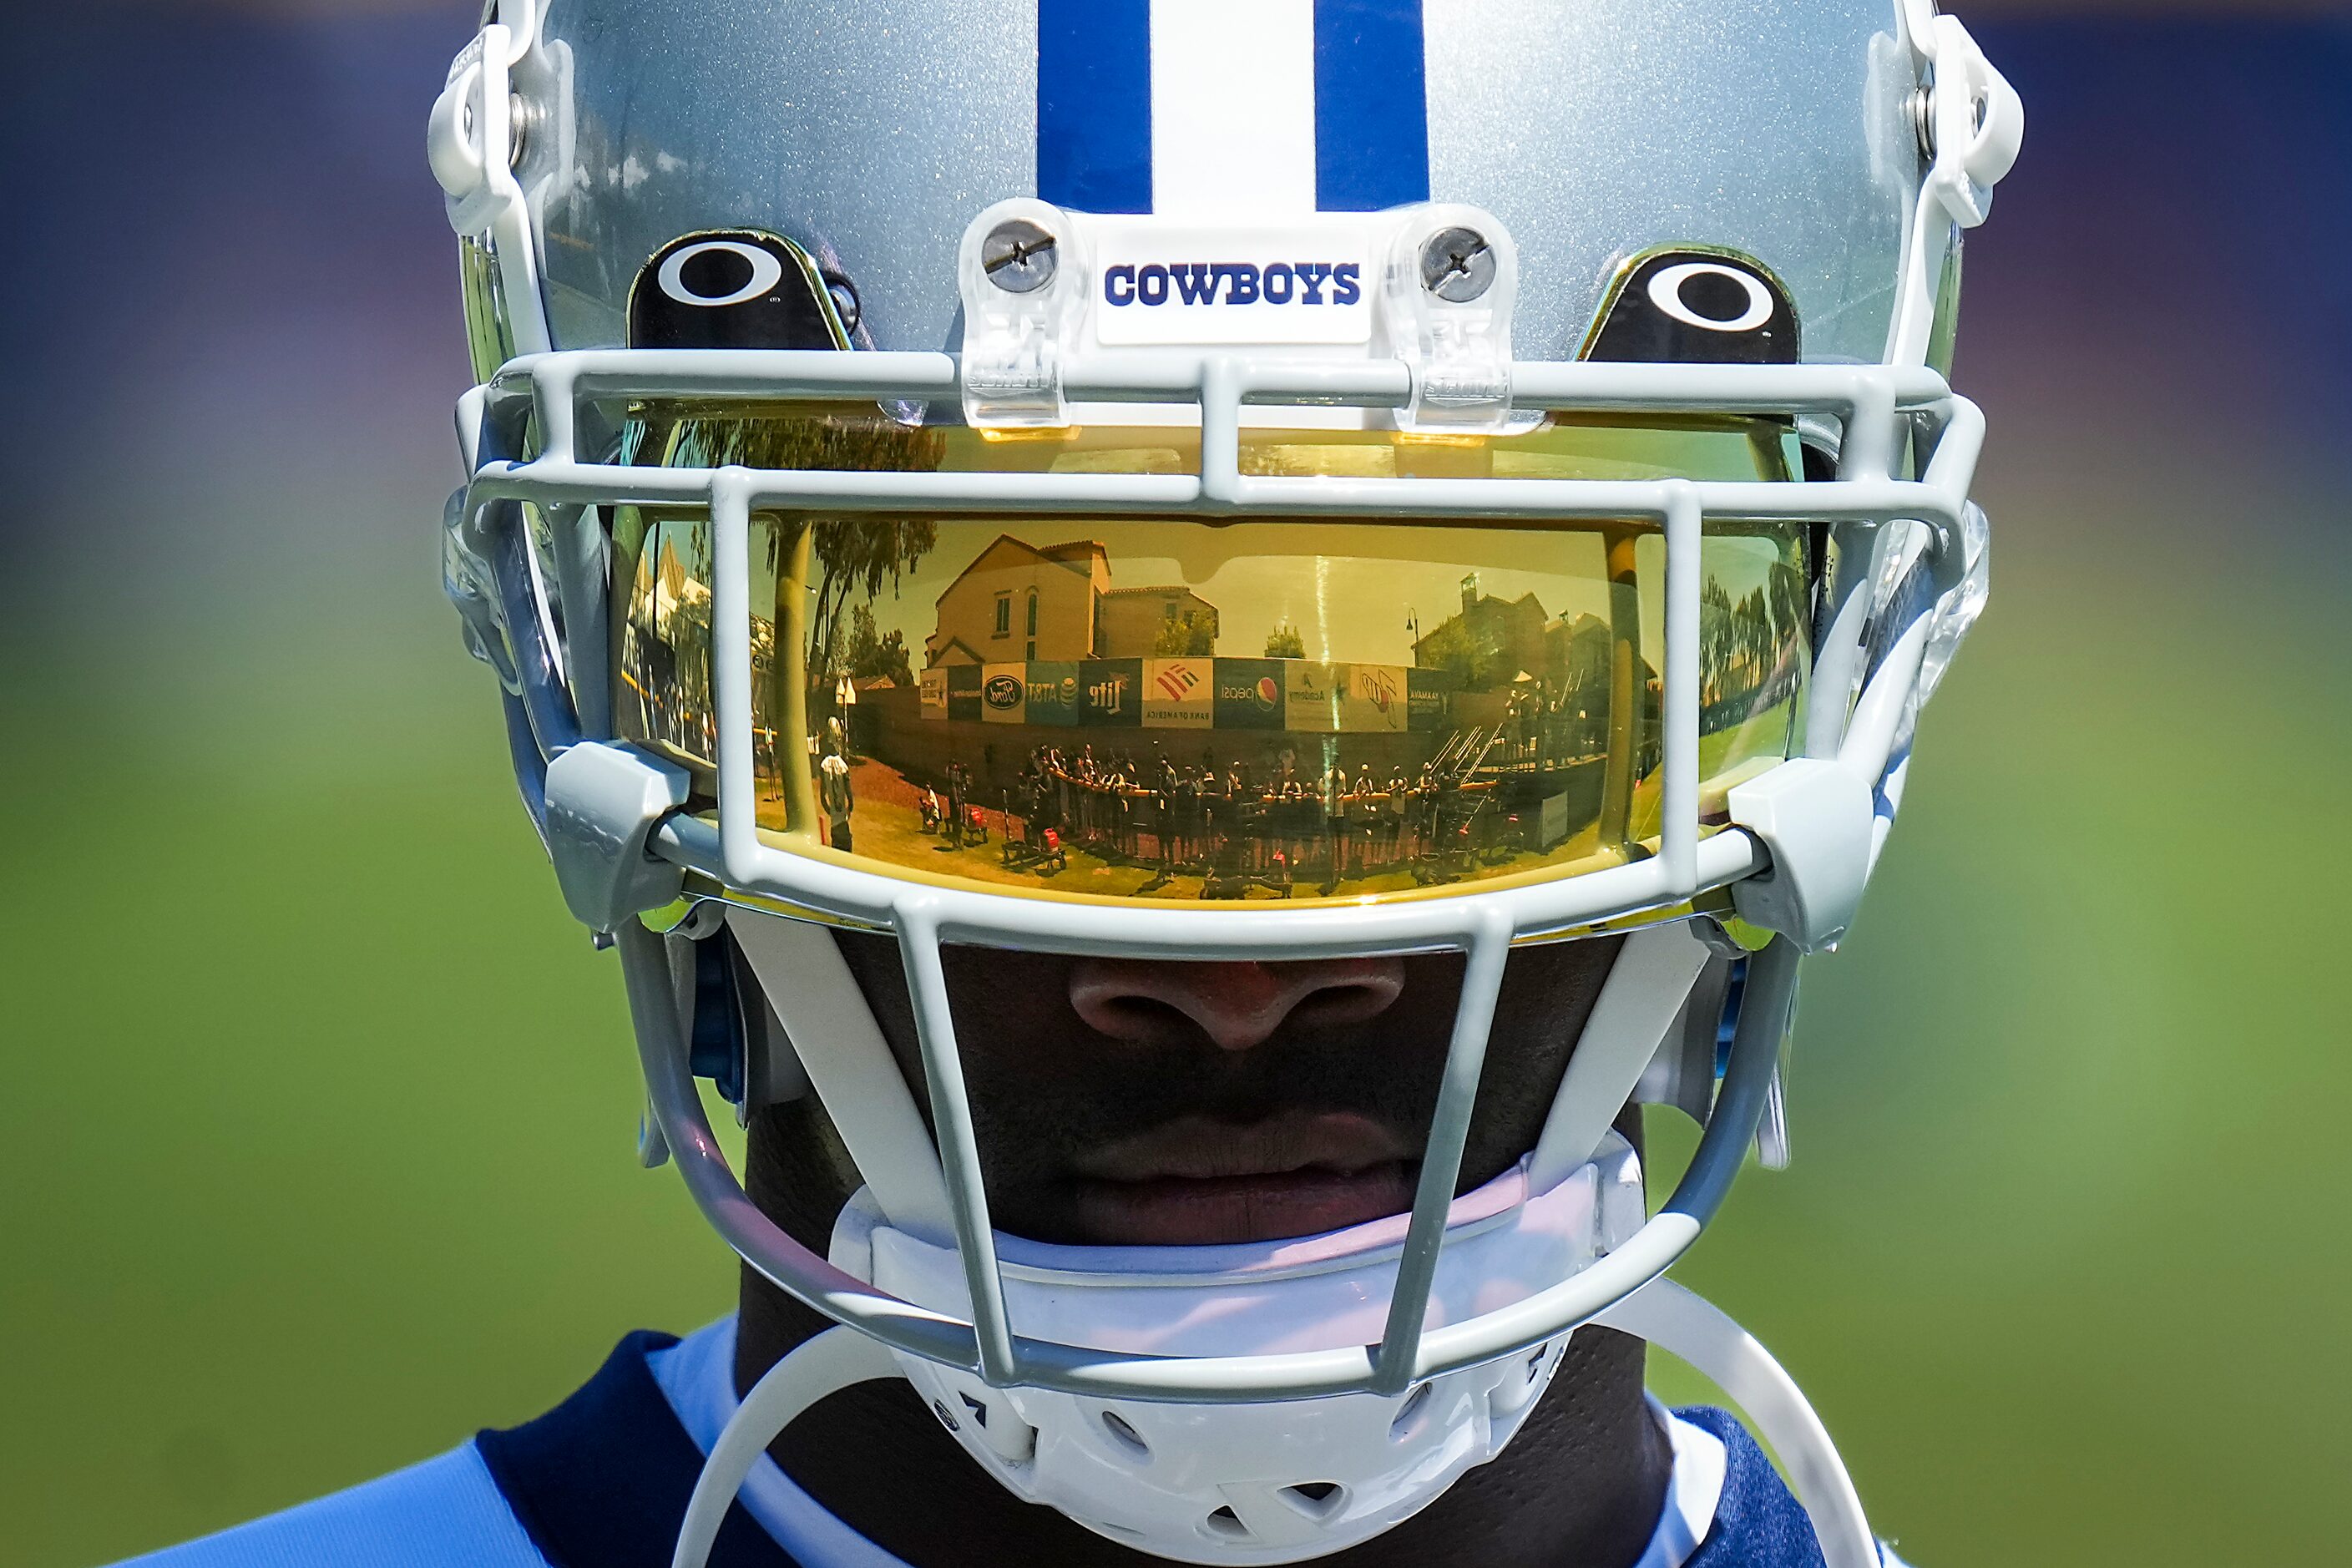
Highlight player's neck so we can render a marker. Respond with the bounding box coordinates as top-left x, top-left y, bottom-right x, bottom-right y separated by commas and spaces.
731, 1115, 1673, 1568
